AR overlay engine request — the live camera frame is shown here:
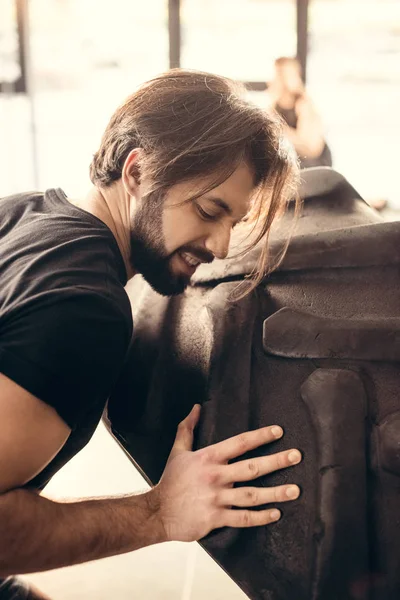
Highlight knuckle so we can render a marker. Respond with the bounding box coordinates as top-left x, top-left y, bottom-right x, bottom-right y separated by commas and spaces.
247, 460, 260, 478
241, 511, 252, 527
210, 507, 222, 527
204, 468, 220, 486
212, 490, 222, 506
245, 489, 258, 506
214, 511, 226, 530
177, 421, 187, 432
197, 447, 212, 464
277, 452, 287, 470
236, 434, 249, 454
